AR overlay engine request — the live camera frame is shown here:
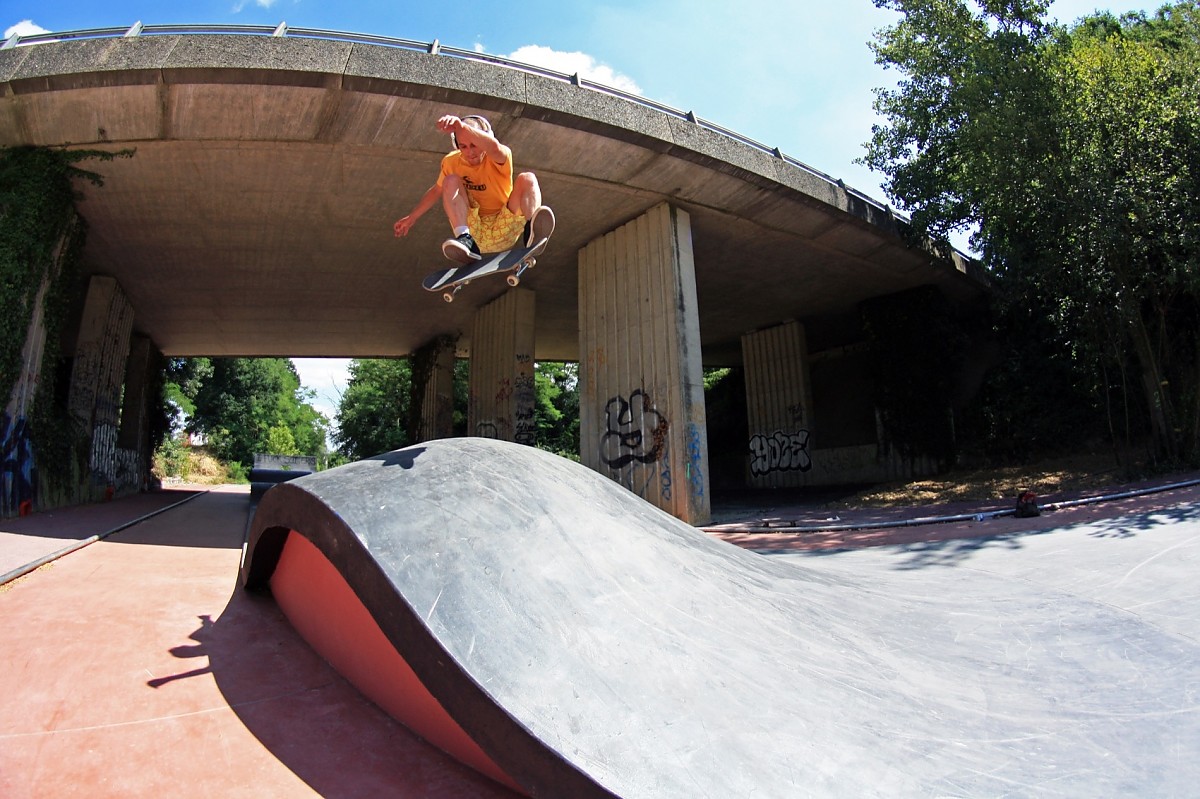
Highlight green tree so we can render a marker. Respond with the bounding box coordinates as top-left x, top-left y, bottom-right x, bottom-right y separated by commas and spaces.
163, 357, 212, 432
863, 0, 1200, 465
264, 424, 299, 456
334, 358, 413, 460
863, 0, 1057, 250
1047, 16, 1200, 462
334, 358, 579, 460
534, 361, 580, 457
187, 358, 328, 467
